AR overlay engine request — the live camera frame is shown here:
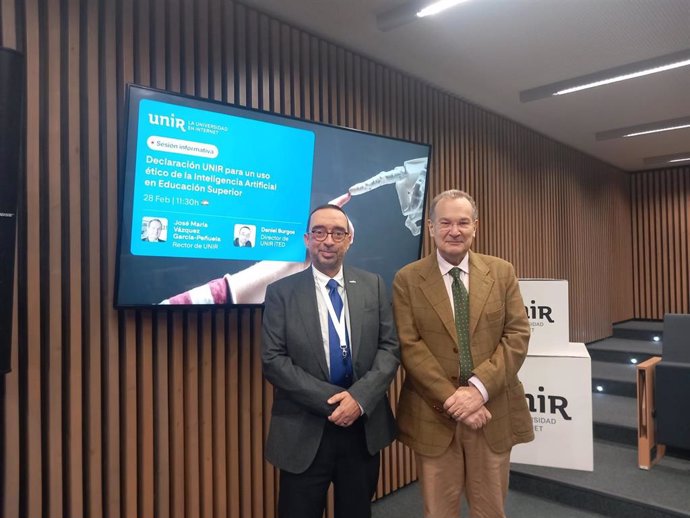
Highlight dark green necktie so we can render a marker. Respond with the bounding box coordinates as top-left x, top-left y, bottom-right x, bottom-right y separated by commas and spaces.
450, 267, 473, 385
